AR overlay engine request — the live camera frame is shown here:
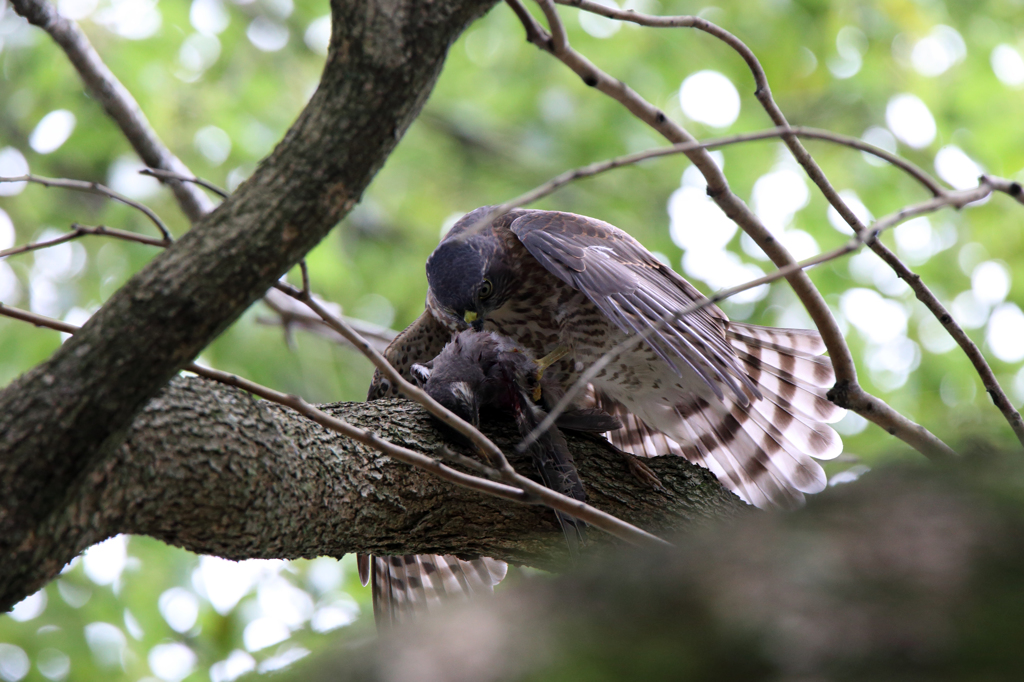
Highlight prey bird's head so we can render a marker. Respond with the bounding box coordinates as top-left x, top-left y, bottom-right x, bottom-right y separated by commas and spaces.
413, 332, 488, 428
426, 208, 516, 331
